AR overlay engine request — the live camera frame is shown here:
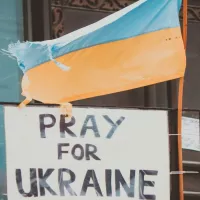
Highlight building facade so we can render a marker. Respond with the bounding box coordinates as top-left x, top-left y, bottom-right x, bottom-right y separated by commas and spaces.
24, 1, 200, 199
1, 0, 199, 110
0, 0, 200, 199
